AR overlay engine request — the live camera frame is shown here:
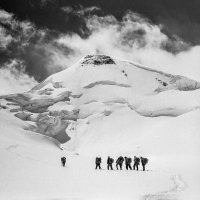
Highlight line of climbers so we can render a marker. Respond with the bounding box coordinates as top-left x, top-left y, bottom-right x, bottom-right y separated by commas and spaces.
95, 156, 148, 171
